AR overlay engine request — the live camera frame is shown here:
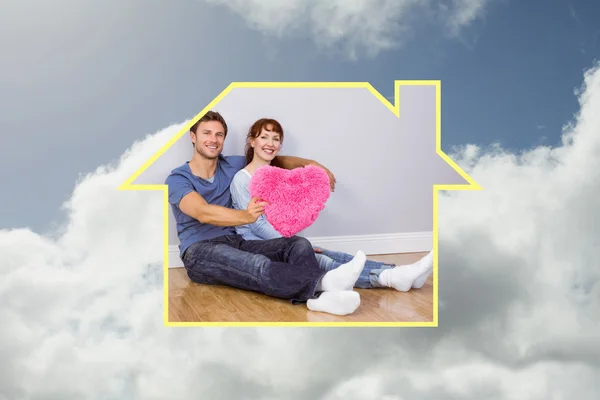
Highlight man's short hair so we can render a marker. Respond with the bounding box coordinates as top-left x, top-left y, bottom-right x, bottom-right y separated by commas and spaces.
190, 111, 228, 136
